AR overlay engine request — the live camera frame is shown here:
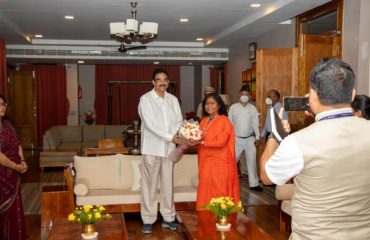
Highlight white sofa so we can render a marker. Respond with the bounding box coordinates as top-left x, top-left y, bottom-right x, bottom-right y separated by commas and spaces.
64, 154, 198, 213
